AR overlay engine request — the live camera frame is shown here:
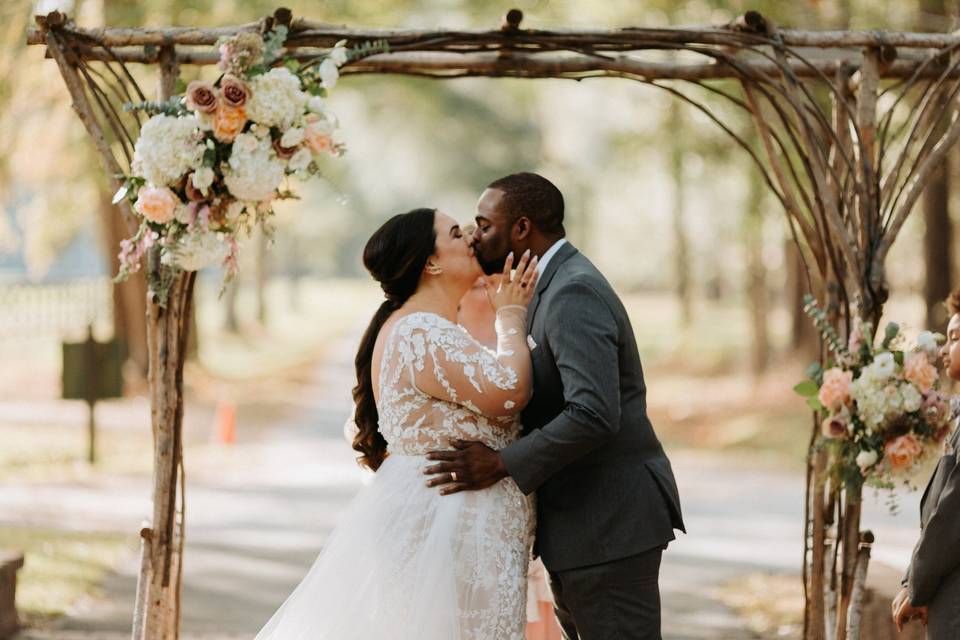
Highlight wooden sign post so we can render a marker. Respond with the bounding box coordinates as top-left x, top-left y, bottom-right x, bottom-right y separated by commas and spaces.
62, 326, 124, 464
